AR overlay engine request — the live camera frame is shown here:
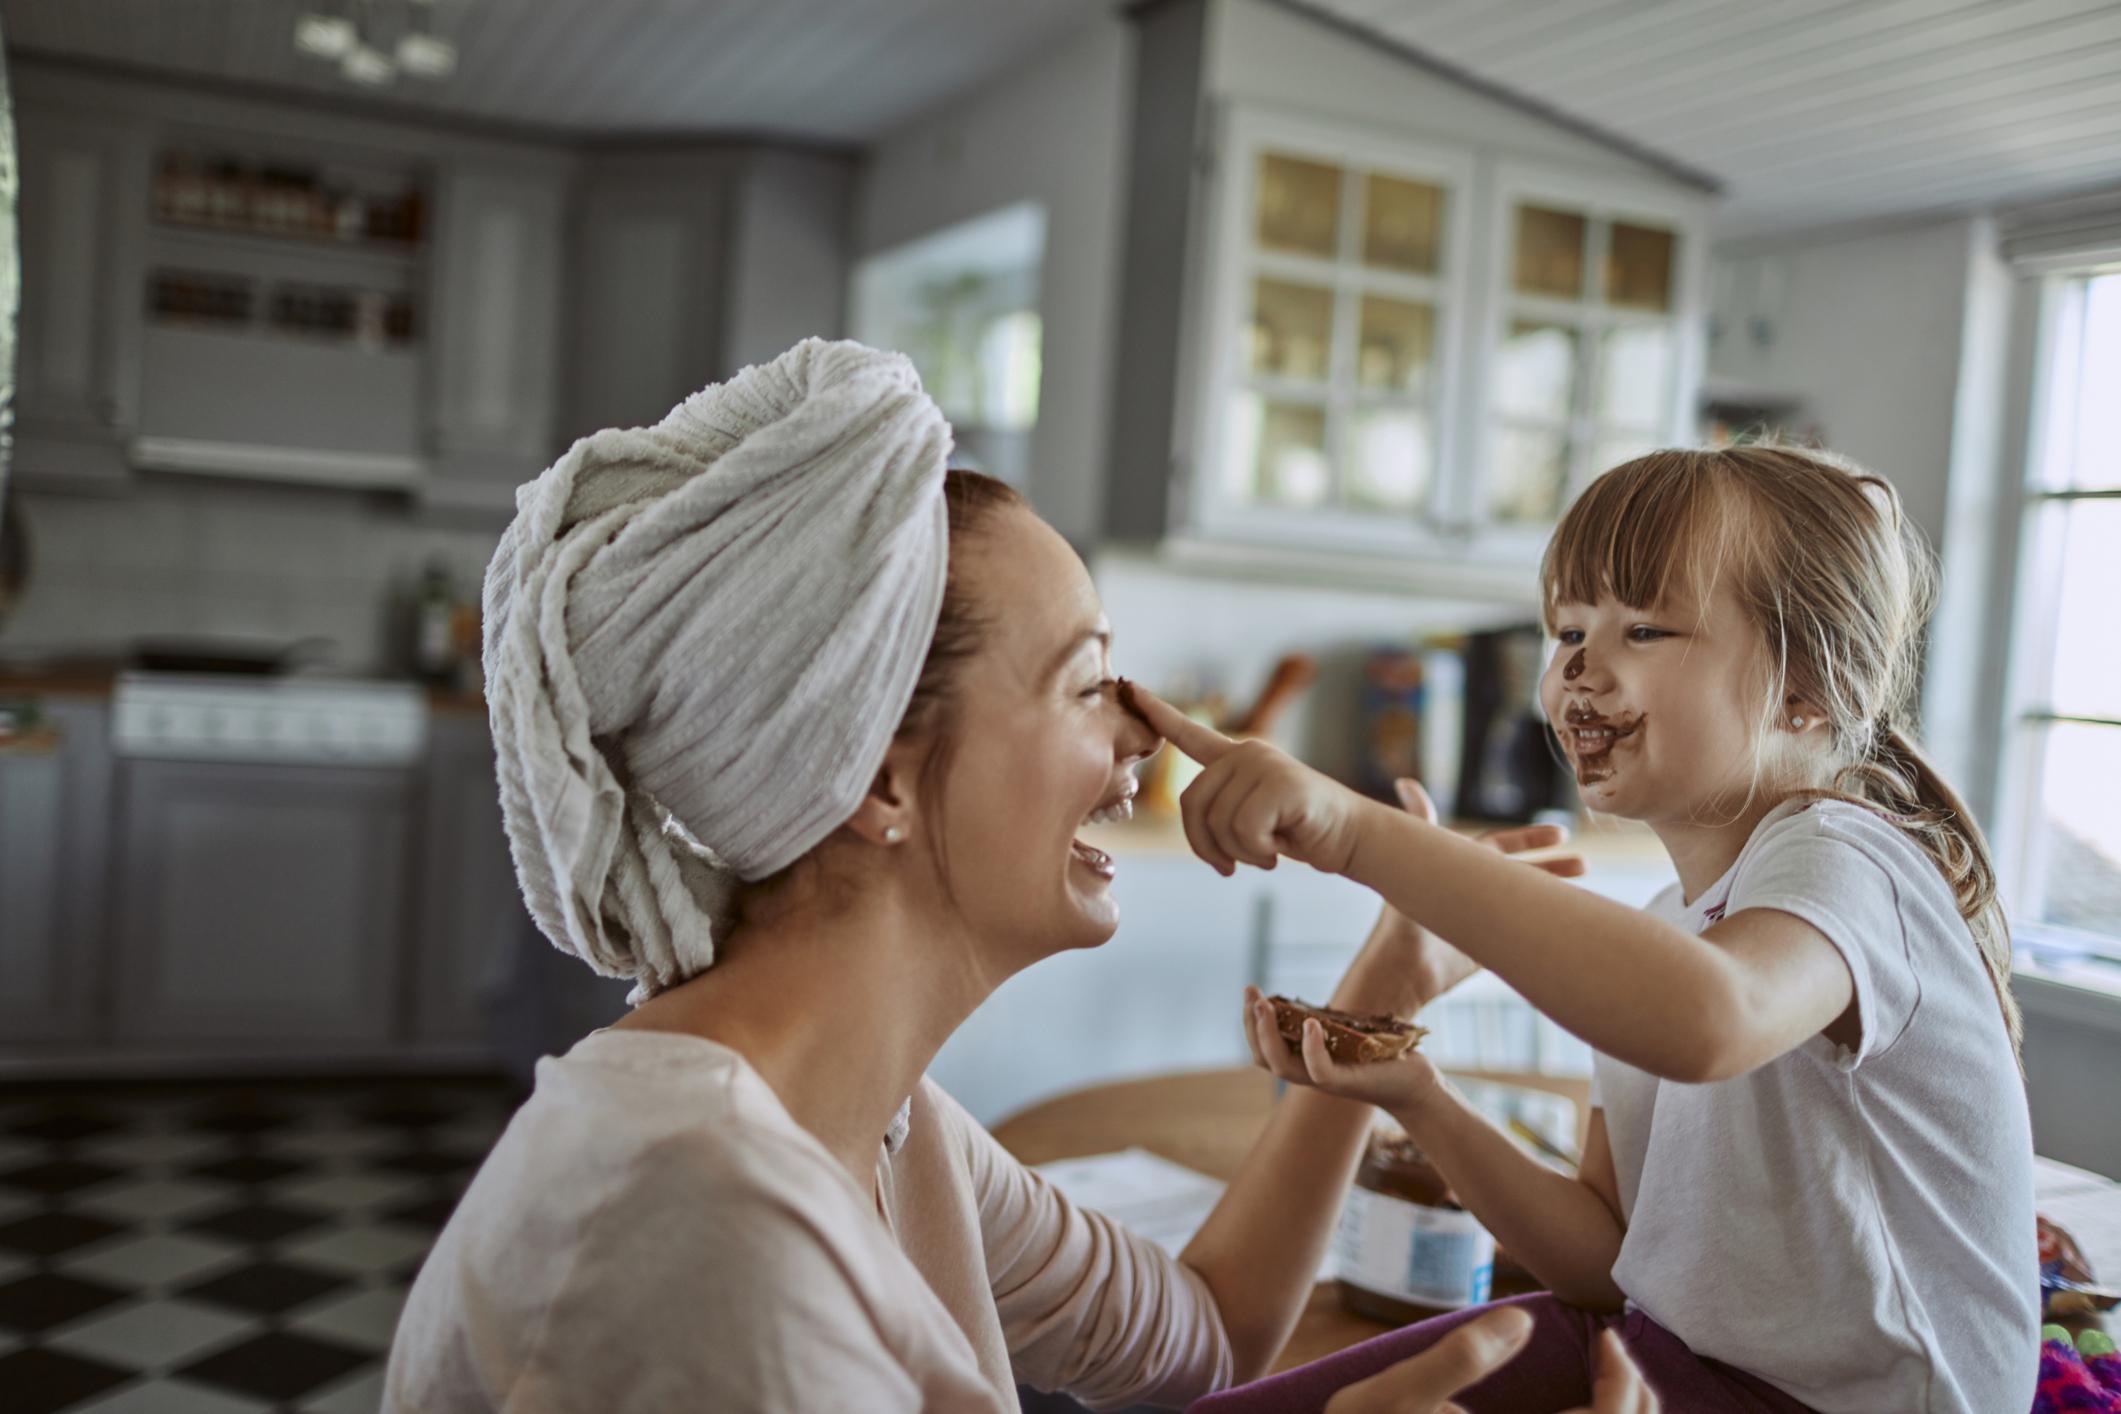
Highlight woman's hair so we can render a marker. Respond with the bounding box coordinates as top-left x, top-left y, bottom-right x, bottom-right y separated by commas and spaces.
1540, 445, 2020, 1055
